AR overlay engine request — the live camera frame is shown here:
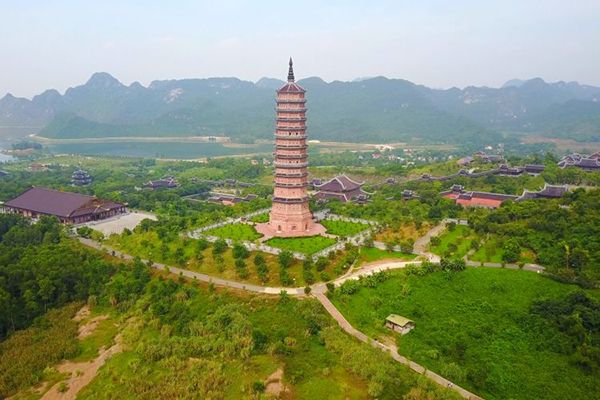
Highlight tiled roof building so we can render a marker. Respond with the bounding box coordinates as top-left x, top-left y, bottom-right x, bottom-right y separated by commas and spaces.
314, 175, 369, 202
4, 187, 125, 224
558, 152, 600, 170
143, 176, 179, 190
